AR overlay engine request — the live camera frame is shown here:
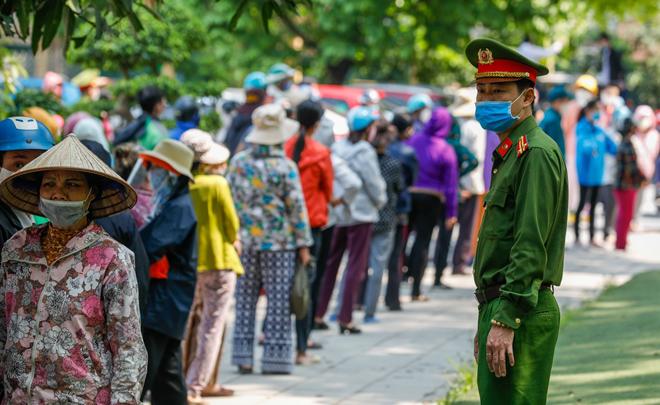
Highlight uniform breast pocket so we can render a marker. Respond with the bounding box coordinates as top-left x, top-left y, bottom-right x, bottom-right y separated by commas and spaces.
481, 188, 514, 238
